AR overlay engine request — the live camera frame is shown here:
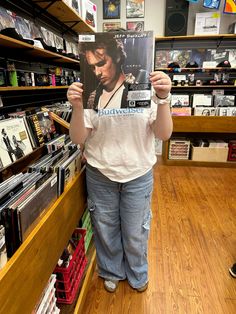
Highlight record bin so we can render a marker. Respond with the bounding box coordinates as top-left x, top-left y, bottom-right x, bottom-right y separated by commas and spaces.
54, 228, 87, 304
